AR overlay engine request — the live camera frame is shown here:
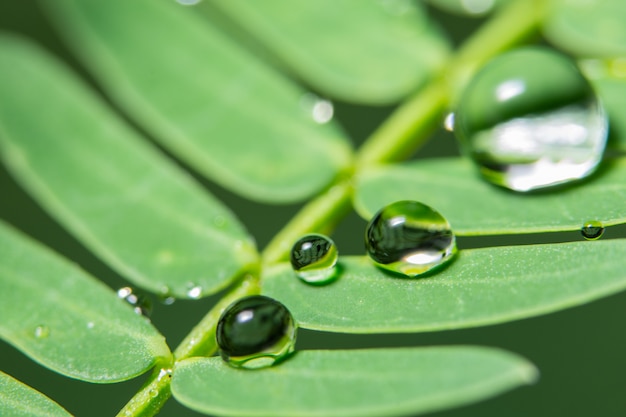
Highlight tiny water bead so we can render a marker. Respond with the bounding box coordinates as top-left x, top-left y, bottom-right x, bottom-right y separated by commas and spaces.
34, 325, 50, 339
216, 295, 296, 369
290, 233, 338, 284
117, 287, 152, 316
581, 221, 604, 240
365, 200, 456, 277
455, 47, 608, 192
